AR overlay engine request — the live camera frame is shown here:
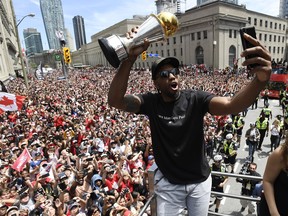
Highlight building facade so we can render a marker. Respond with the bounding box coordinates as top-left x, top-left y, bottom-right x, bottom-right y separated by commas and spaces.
40, 0, 66, 50
23, 28, 43, 56
0, 0, 20, 82
197, 0, 238, 6
73, 15, 87, 50
72, 1, 287, 70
